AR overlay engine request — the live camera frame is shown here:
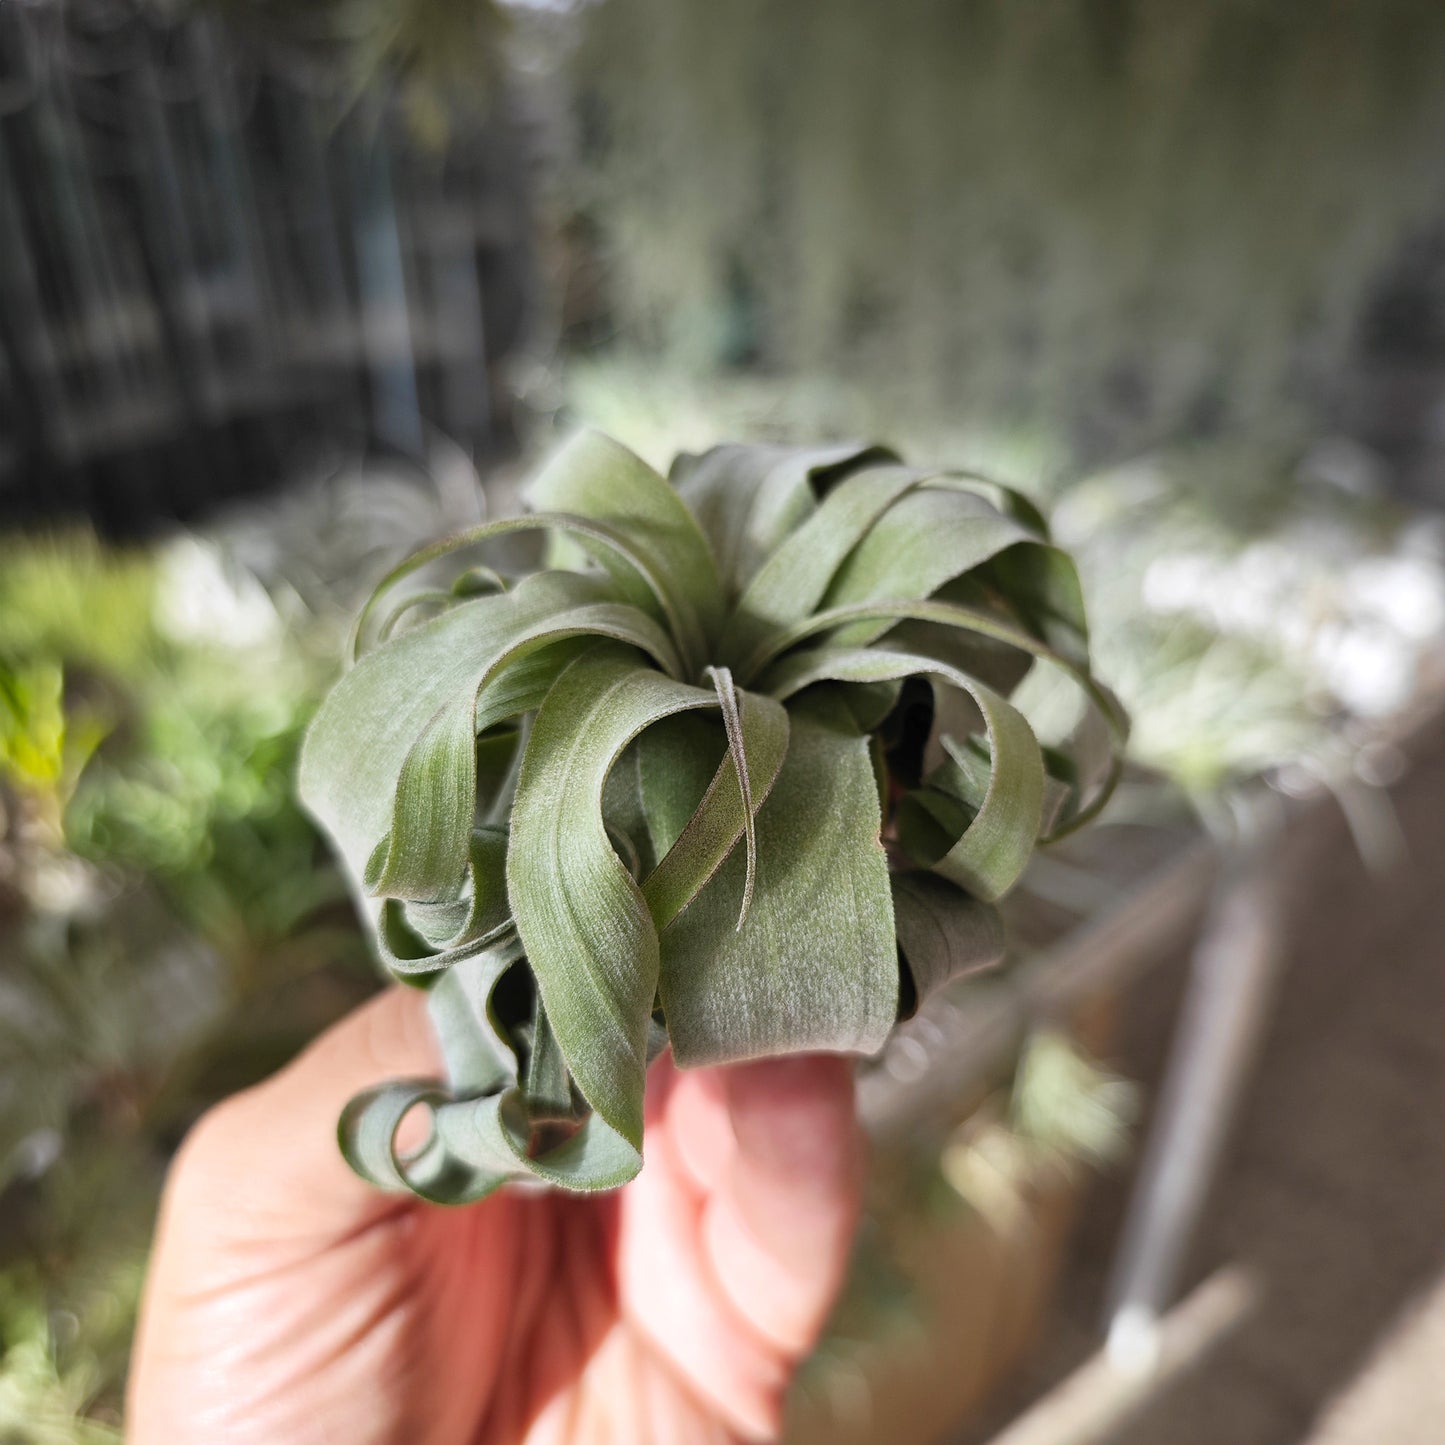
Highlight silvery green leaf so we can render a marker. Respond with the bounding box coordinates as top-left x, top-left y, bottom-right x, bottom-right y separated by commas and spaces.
426, 935, 527, 1095
672, 442, 895, 601
350, 510, 698, 668
402, 827, 511, 952
436, 1089, 642, 1196
337, 1081, 454, 1195
755, 594, 1126, 836
658, 692, 898, 1067
308, 578, 682, 907
302, 571, 603, 881
340, 1076, 641, 1203
722, 464, 928, 677
526, 429, 725, 669
636, 712, 725, 858
524, 998, 575, 1122
820, 483, 1039, 646
507, 645, 733, 1147
640, 687, 790, 929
